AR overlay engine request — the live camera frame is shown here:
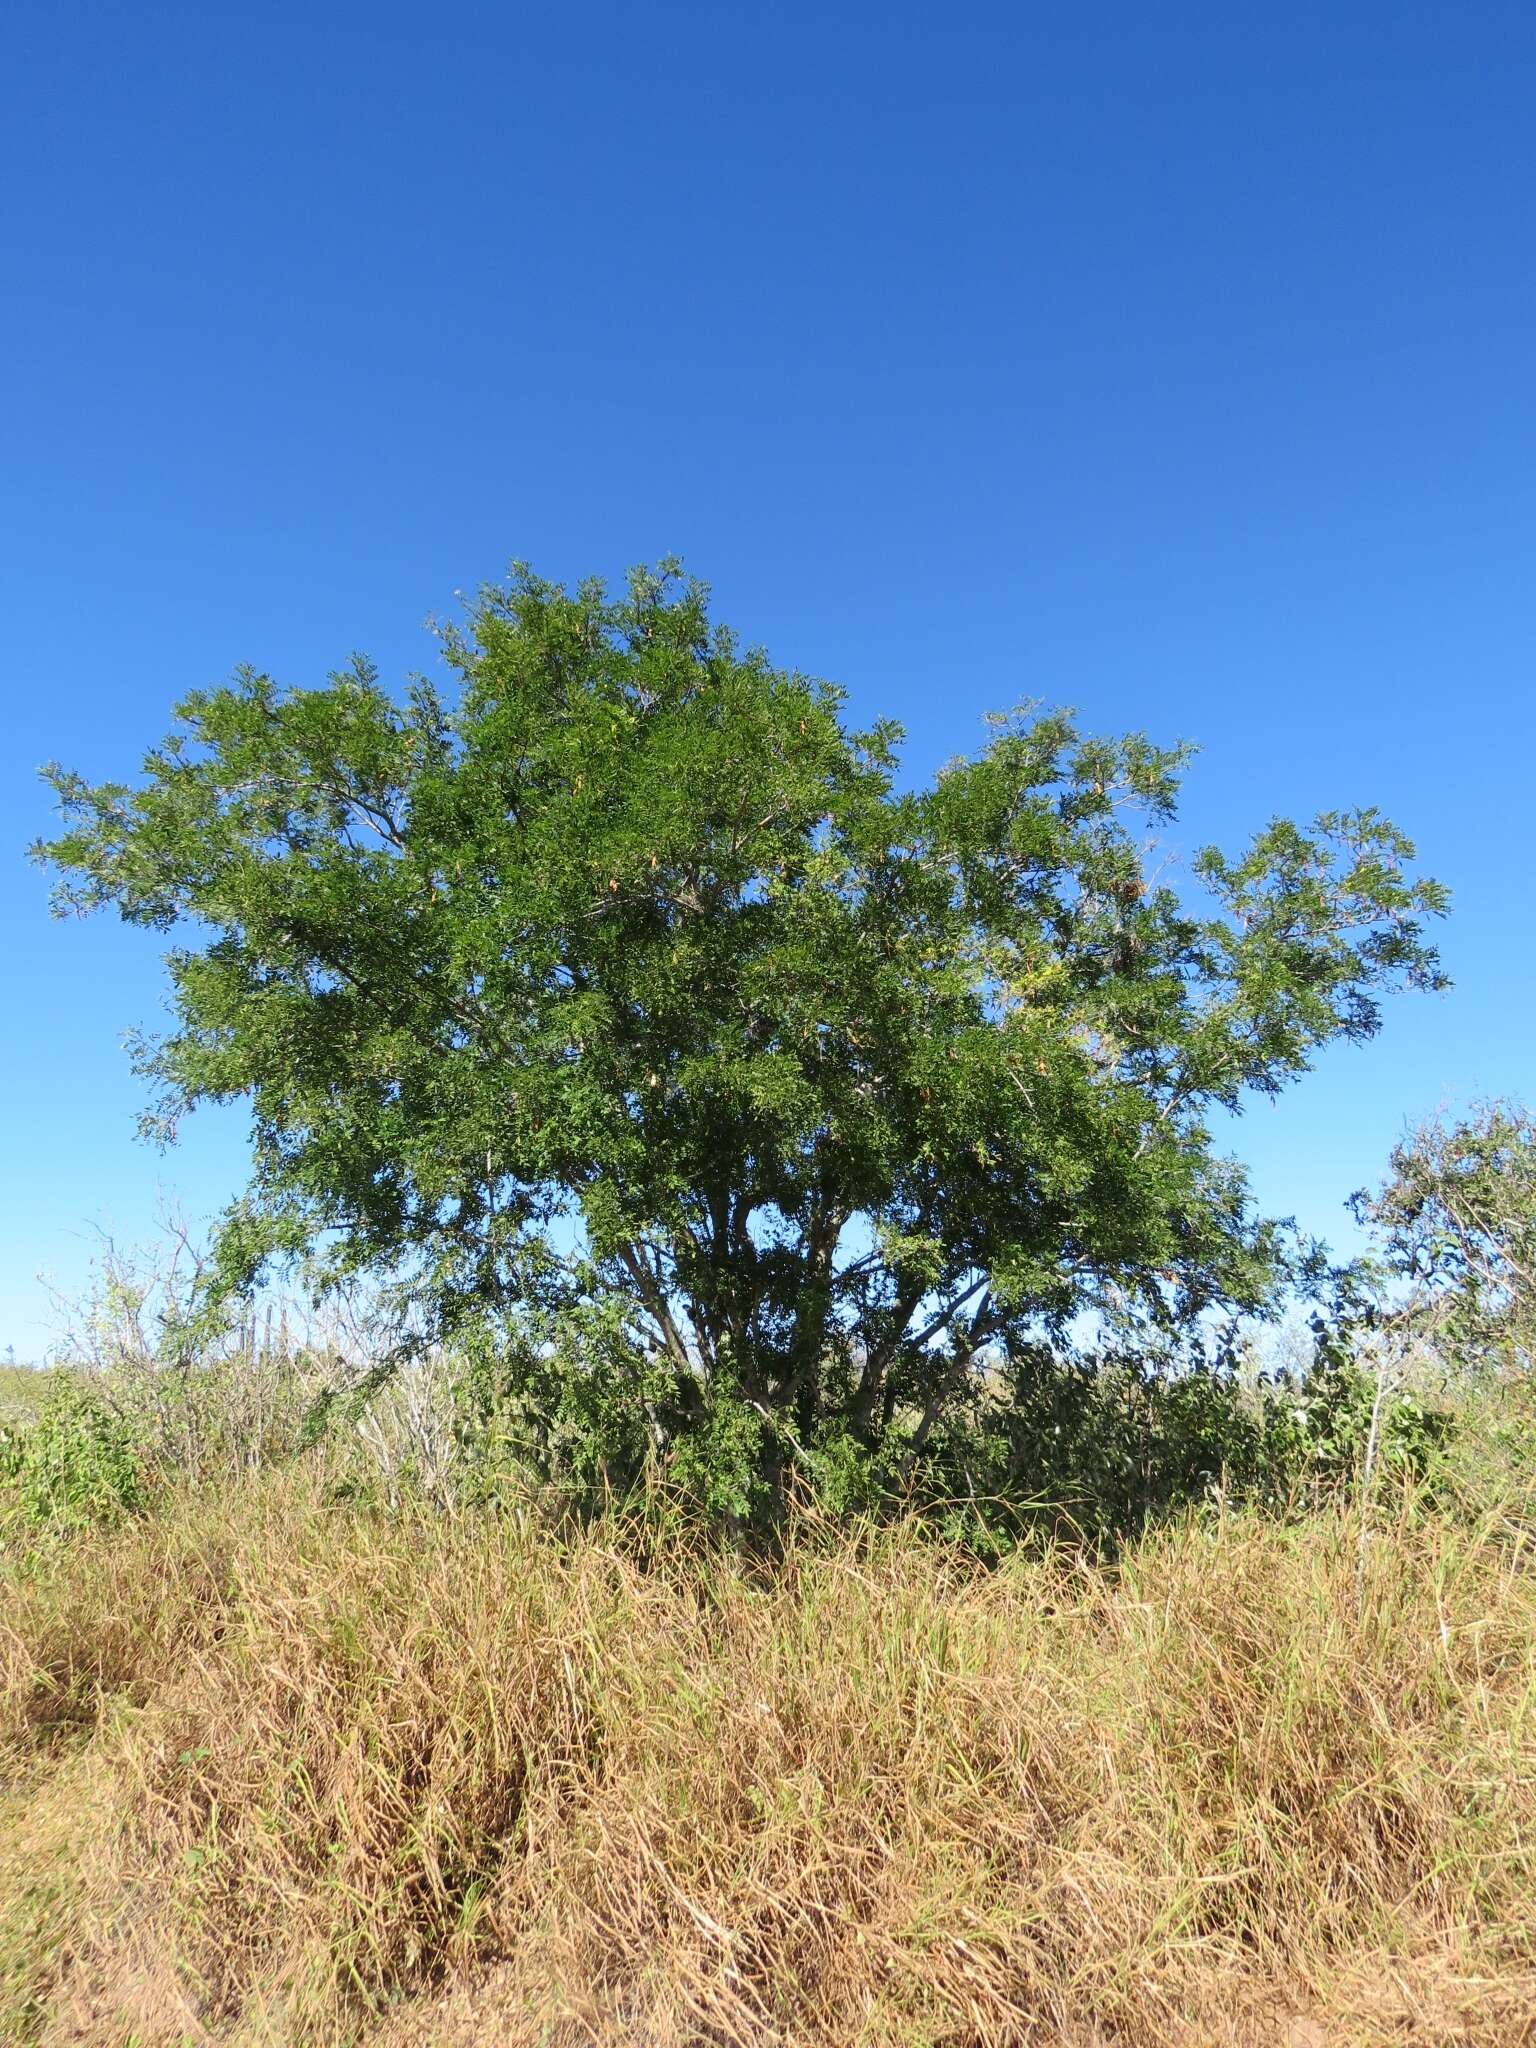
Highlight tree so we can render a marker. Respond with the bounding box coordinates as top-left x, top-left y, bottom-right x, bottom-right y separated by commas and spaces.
36, 562, 1448, 1512
1354, 1101, 1536, 1379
